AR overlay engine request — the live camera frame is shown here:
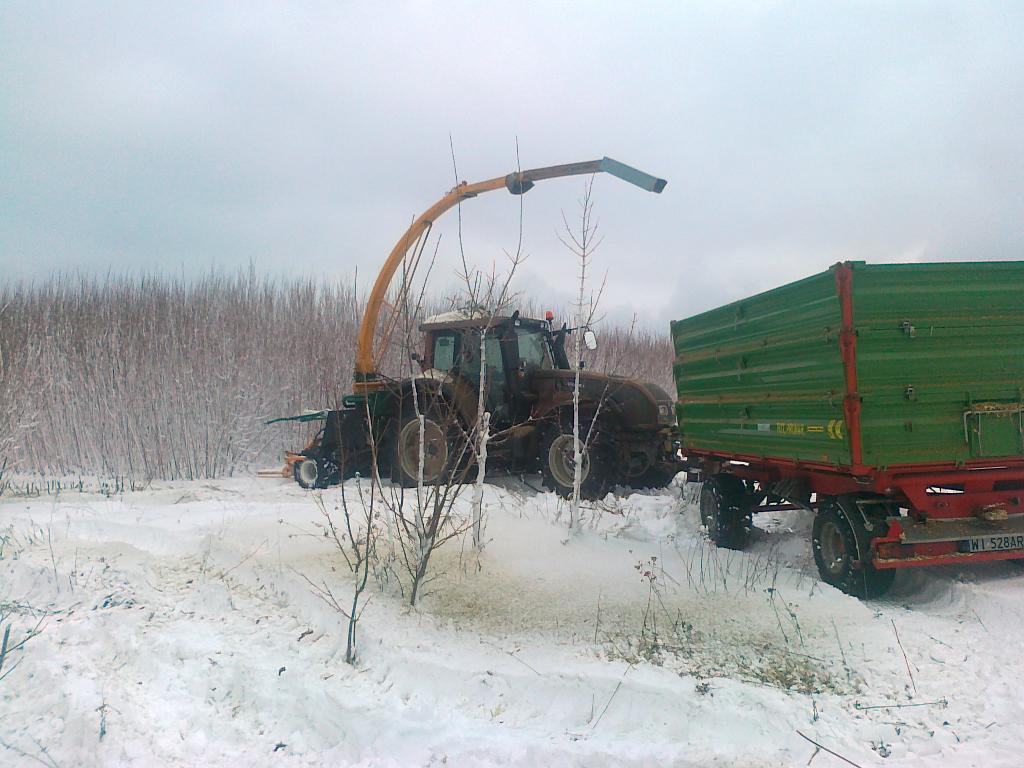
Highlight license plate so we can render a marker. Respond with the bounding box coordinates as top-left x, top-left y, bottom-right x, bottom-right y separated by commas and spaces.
962, 534, 1024, 553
